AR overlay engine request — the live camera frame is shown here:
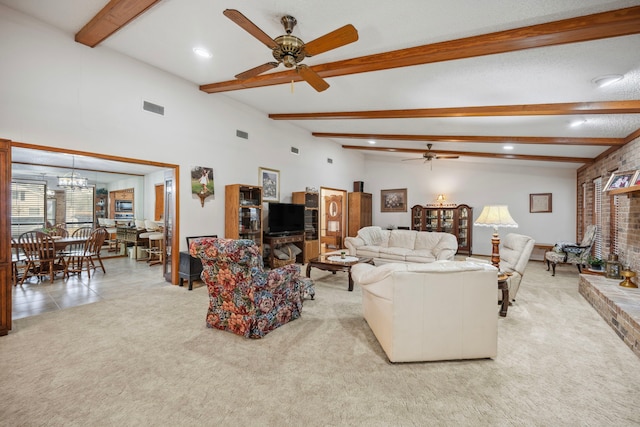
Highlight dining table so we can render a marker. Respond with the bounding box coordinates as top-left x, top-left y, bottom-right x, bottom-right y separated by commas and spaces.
11, 236, 88, 251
